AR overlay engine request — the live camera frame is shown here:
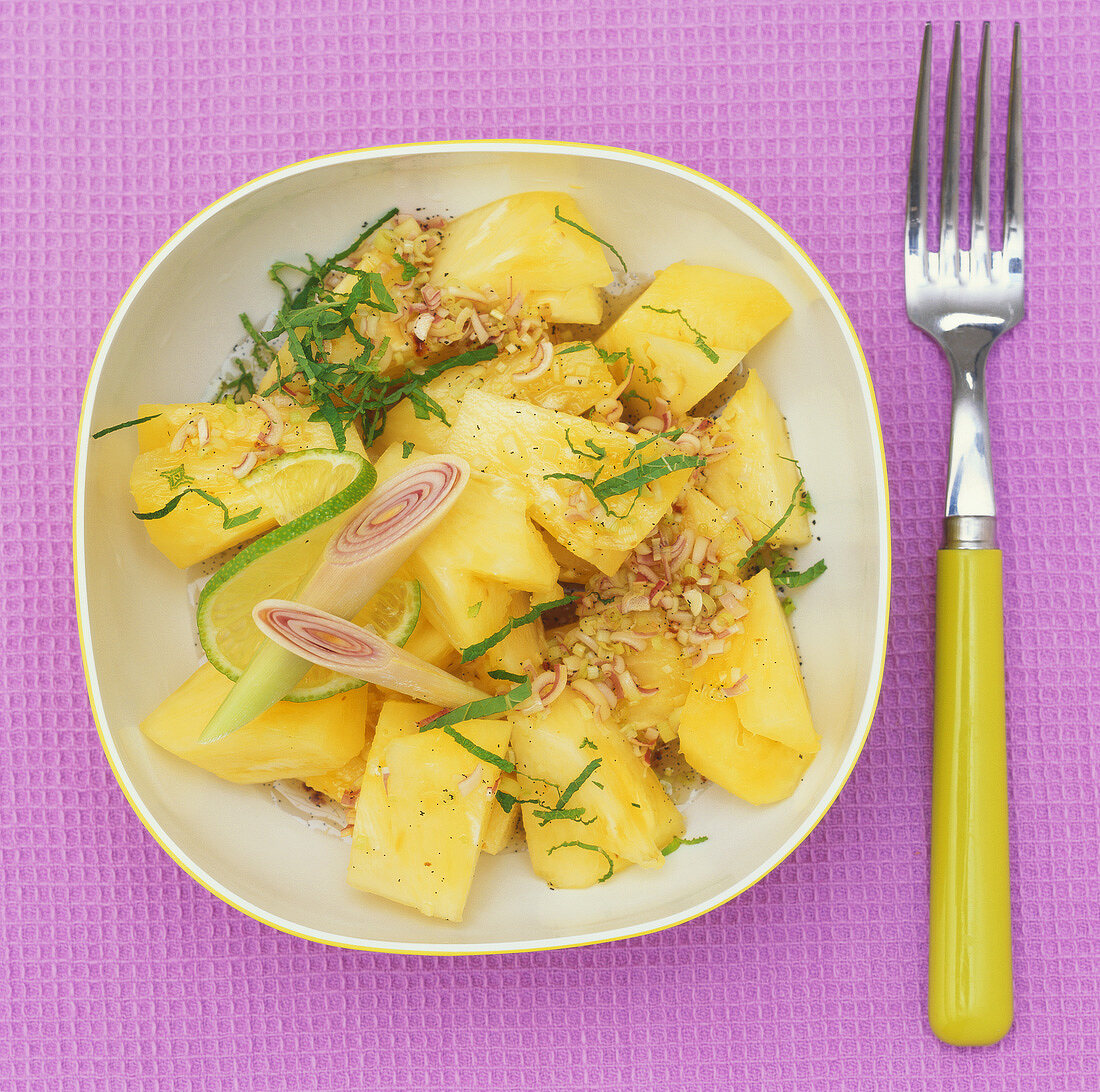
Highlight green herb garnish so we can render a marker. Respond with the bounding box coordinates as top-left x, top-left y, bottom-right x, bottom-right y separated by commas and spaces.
91, 413, 161, 440
401, 441, 415, 459
459, 595, 577, 663
564, 428, 606, 461
662, 834, 709, 857
556, 758, 602, 809
591, 453, 704, 503
159, 465, 194, 490
548, 840, 614, 882
420, 681, 533, 748
553, 206, 627, 272
133, 488, 260, 530
467, 601, 482, 618
770, 556, 827, 588
641, 305, 719, 364
580, 737, 597, 751
215, 359, 259, 403
488, 669, 526, 685
740, 476, 808, 568
556, 342, 590, 355
440, 727, 514, 772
